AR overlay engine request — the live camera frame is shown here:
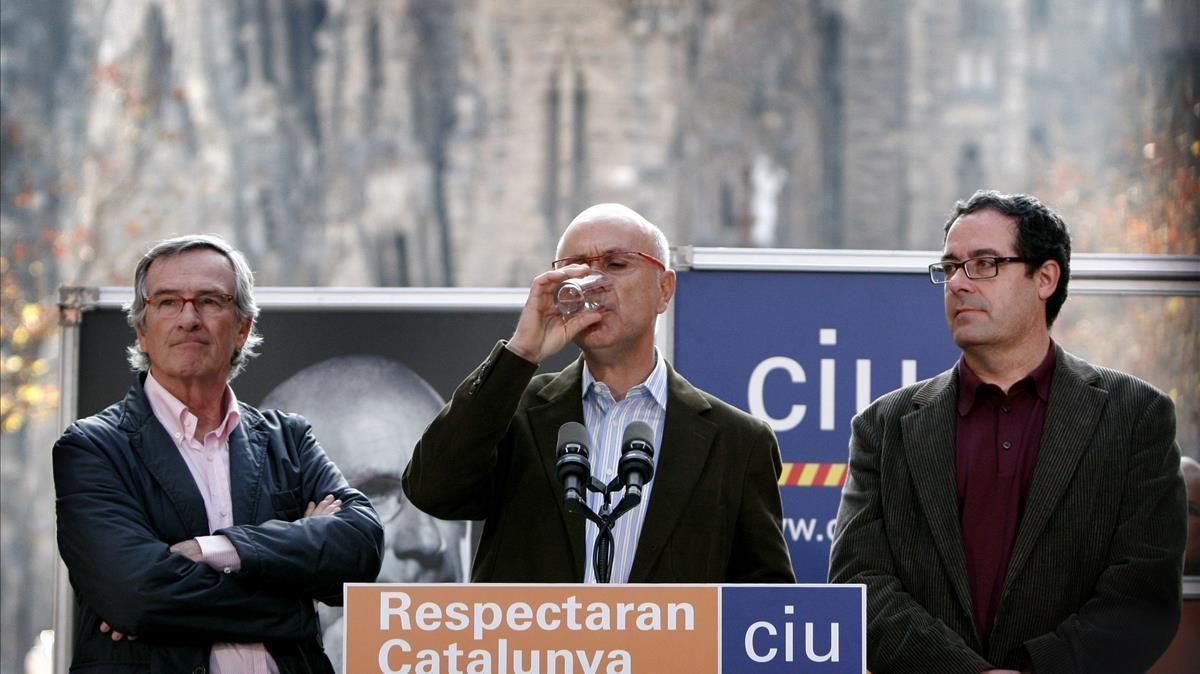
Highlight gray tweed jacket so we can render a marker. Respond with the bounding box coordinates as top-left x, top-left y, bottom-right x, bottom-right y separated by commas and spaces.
829, 346, 1186, 674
